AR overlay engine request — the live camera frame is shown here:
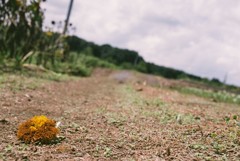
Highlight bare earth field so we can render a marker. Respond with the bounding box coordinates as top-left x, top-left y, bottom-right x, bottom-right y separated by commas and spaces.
0, 69, 240, 161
